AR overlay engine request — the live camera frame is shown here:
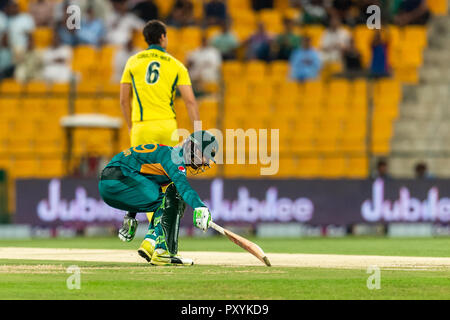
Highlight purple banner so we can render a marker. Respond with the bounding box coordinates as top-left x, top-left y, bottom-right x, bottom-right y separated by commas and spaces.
15, 178, 450, 227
